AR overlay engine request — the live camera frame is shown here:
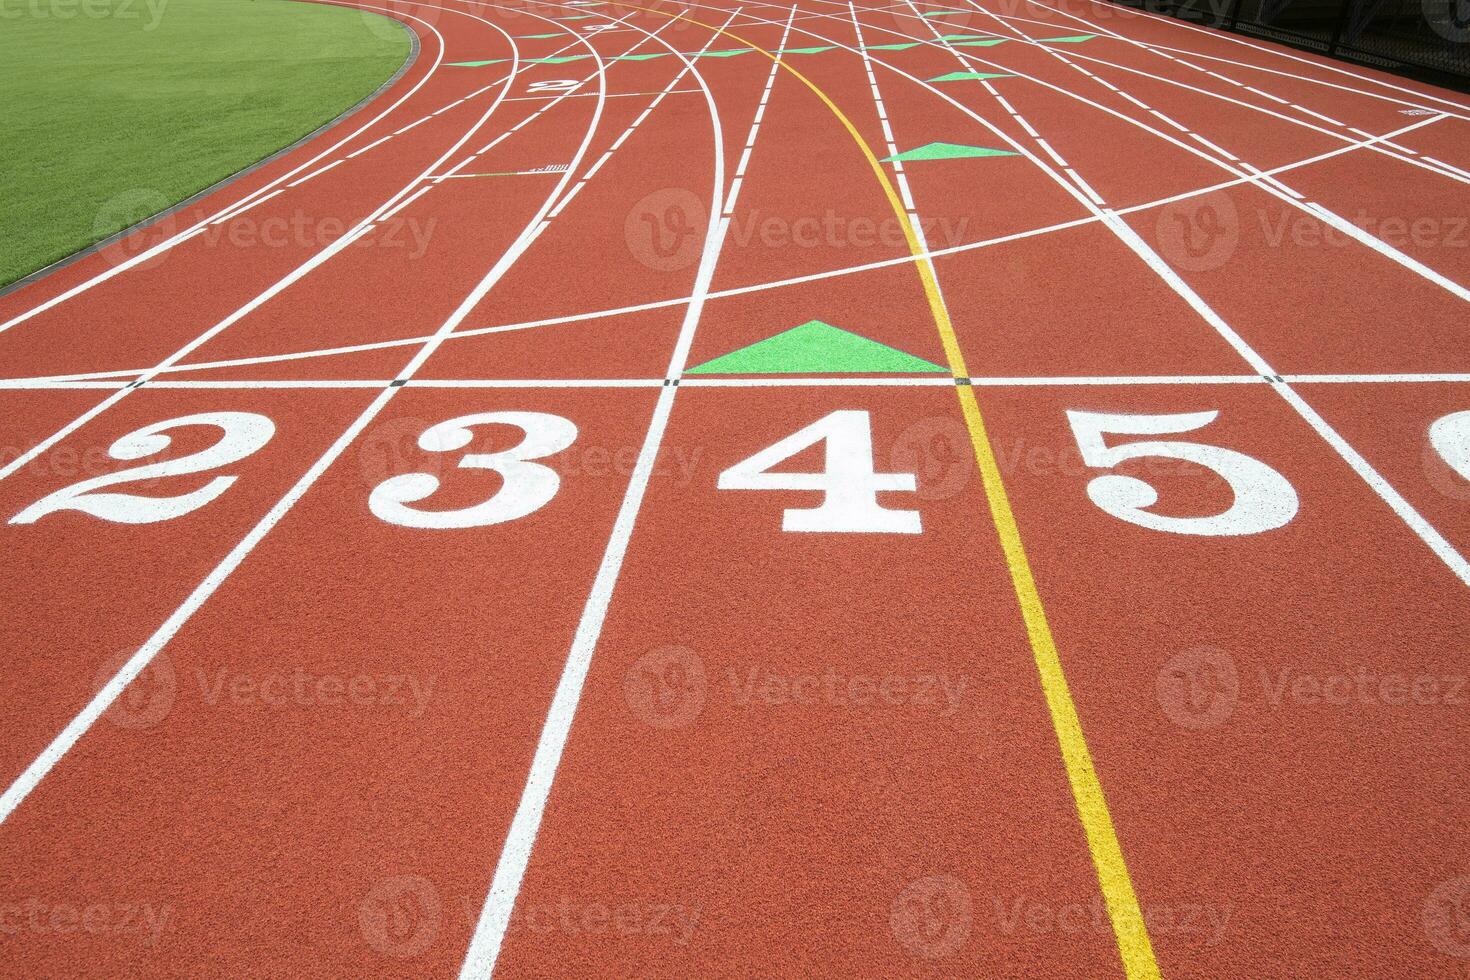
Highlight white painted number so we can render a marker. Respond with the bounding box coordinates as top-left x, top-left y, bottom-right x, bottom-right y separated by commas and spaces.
718, 410, 920, 533
369, 412, 577, 529
527, 79, 579, 93
1066, 409, 1297, 536
11, 412, 275, 526
1429, 411, 1470, 482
